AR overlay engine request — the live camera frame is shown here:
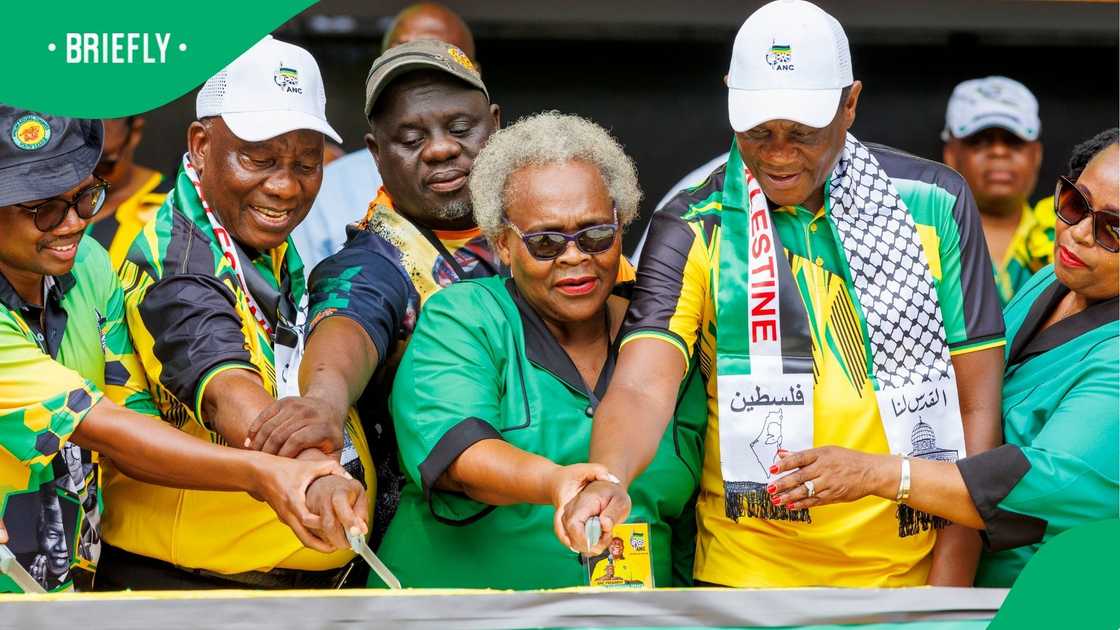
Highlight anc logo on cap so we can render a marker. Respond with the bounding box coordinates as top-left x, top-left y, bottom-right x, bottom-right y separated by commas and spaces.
274, 65, 303, 94
11, 114, 51, 151
765, 40, 794, 71
447, 46, 478, 75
